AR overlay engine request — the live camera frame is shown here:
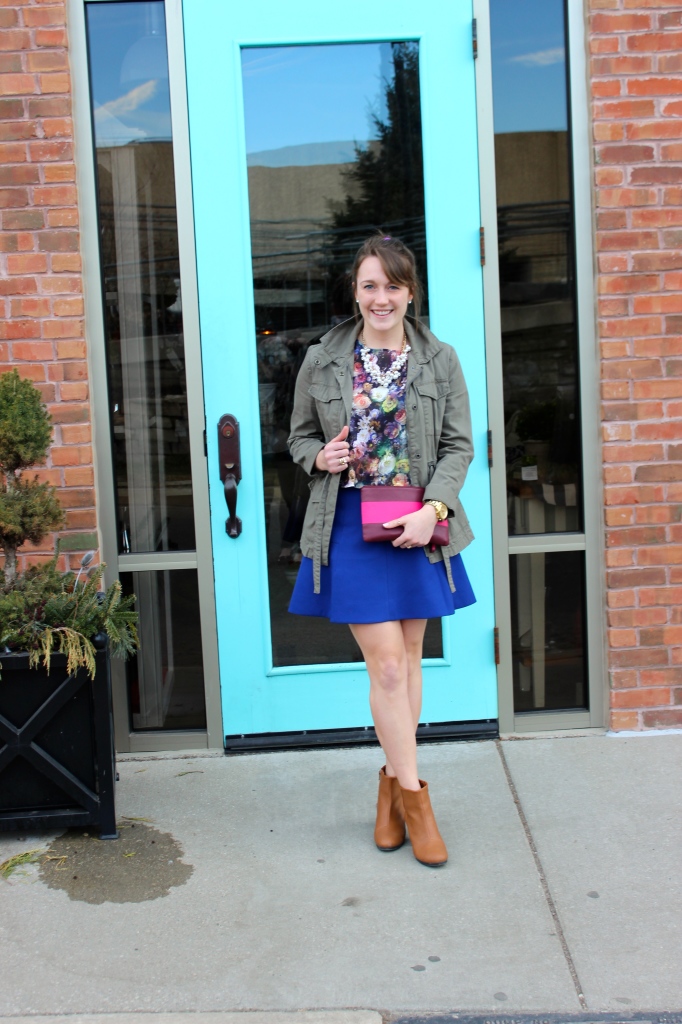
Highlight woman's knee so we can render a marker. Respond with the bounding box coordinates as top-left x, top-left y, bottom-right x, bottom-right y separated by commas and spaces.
370, 652, 407, 695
